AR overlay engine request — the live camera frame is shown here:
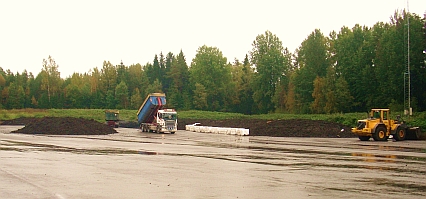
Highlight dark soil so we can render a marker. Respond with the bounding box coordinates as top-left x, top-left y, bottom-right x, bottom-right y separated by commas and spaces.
1, 117, 355, 137
178, 119, 356, 138
2, 117, 117, 135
